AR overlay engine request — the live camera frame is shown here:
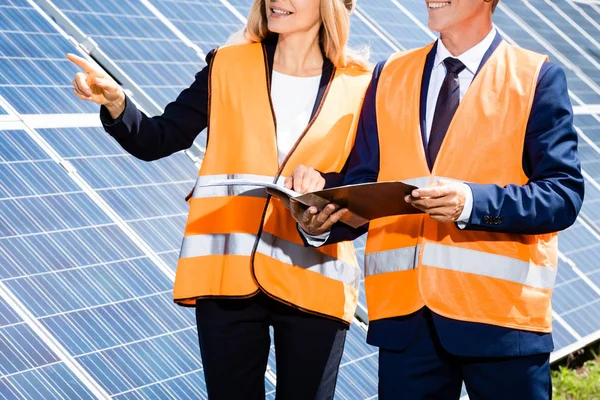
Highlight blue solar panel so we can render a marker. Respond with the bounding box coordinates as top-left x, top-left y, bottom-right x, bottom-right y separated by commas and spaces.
577, 2, 600, 23
336, 323, 378, 399
1, 1, 600, 399
37, 126, 197, 265
0, 126, 210, 397
348, 14, 396, 61
0, 0, 97, 114
493, 4, 600, 105
358, 1, 436, 49
48, 0, 205, 109
150, 0, 245, 53
225, 0, 252, 16
501, 1, 600, 101
538, 1, 600, 51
